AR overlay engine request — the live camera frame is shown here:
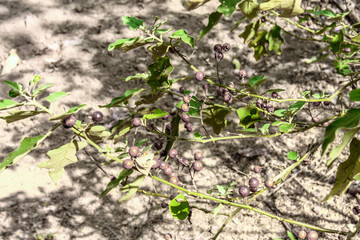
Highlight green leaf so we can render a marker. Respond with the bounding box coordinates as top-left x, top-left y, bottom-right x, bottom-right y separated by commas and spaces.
135, 91, 167, 106
99, 169, 133, 198
352, 33, 360, 43
274, 109, 287, 117
147, 56, 173, 92
120, 174, 145, 202
86, 125, 111, 143
143, 109, 168, 120
287, 231, 296, 240
121, 73, 149, 82
32, 84, 53, 97
239, 0, 259, 20
203, 106, 232, 134
265, 25, 283, 55
102, 89, 145, 108
239, 19, 263, 43
38, 140, 87, 183
330, 30, 343, 53
135, 138, 147, 147
323, 138, 360, 201
197, 11, 222, 42
287, 151, 298, 160
114, 126, 131, 144
147, 43, 170, 61
349, 89, 360, 101
3, 80, 22, 92
217, 0, 242, 17
0, 99, 22, 111
216, 185, 226, 195
248, 75, 267, 87
169, 30, 194, 48
272, 121, 285, 126
49, 104, 86, 120
237, 106, 260, 128
0, 110, 46, 123
169, 193, 190, 220
307, 9, 336, 18
279, 123, 295, 133
335, 58, 352, 76
288, 101, 306, 117
108, 36, 154, 52
314, 22, 336, 35
194, 132, 206, 139
212, 203, 223, 218
122, 16, 143, 30
45, 91, 71, 104
259, 123, 270, 134
29, 75, 41, 88
327, 128, 360, 167
322, 109, 360, 156
0, 135, 48, 172
135, 153, 154, 176
260, 0, 304, 17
